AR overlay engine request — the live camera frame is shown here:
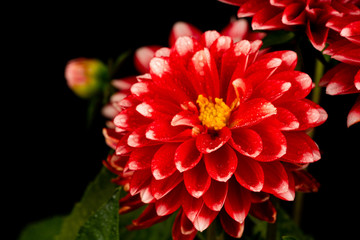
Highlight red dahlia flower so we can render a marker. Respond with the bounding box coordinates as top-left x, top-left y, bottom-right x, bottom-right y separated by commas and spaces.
104, 32, 326, 239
